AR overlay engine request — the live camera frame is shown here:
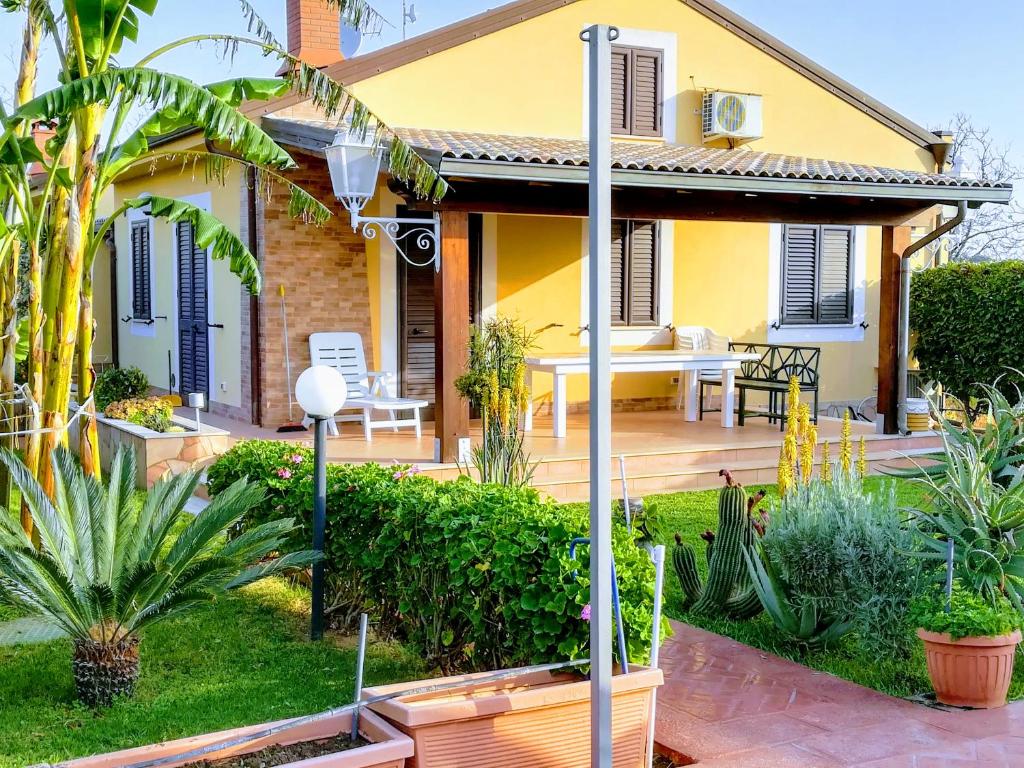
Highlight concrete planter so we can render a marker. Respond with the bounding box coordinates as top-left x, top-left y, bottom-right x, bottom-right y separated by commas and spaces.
363, 665, 663, 768
92, 414, 233, 488
918, 628, 1021, 709
56, 709, 413, 768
